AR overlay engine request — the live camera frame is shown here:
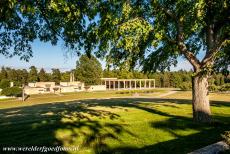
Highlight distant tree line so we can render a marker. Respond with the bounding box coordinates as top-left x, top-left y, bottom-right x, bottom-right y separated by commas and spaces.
0, 55, 229, 91
103, 69, 230, 90
0, 66, 71, 89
